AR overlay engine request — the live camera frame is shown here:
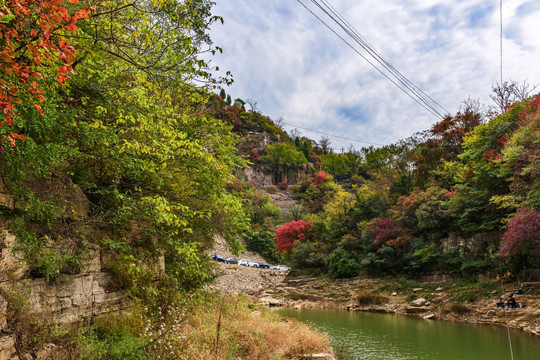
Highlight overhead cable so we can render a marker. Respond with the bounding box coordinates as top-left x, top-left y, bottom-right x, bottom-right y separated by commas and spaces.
315, 0, 449, 117
282, 121, 386, 146
296, 0, 448, 120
